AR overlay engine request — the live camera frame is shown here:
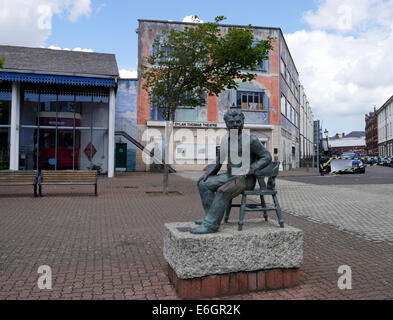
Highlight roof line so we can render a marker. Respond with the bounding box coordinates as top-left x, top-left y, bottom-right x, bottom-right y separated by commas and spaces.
0, 44, 116, 57
376, 94, 393, 114
137, 19, 281, 31
1, 68, 118, 79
